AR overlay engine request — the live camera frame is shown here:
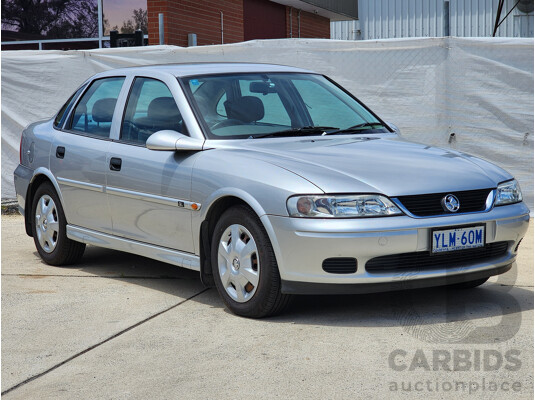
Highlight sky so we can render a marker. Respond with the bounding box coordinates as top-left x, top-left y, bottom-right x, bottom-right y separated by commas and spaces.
104, 0, 147, 33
